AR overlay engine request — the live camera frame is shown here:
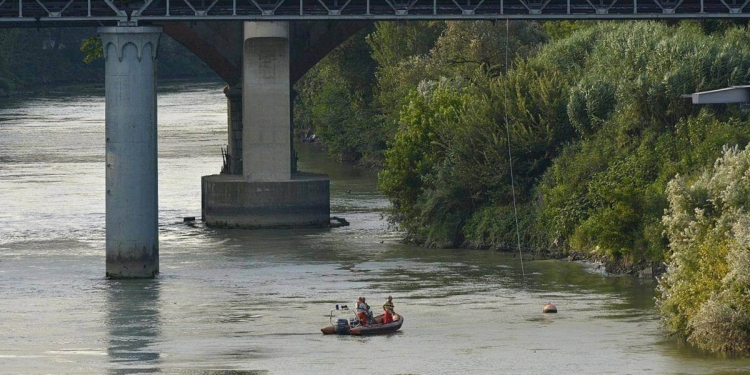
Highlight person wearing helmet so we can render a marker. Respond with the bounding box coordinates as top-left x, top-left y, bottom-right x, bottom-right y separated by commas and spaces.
382, 296, 395, 324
